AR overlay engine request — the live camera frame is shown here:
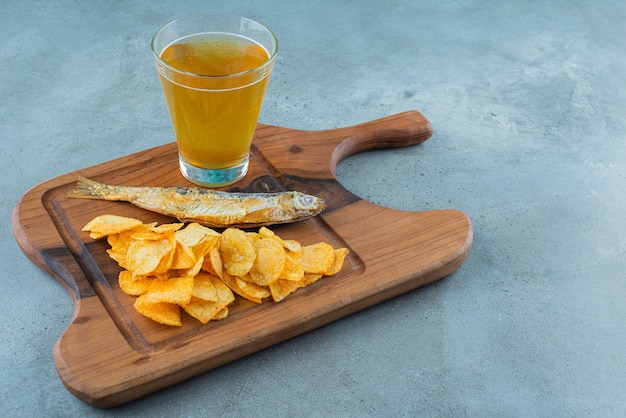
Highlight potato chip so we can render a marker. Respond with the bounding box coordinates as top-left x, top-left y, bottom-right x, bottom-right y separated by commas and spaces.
128, 226, 168, 241
152, 273, 170, 281
220, 273, 264, 304
126, 235, 175, 275
193, 235, 220, 259
282, 239, 302, 253
191, 273, 218, 302
107, 232, 131, 254
324, 248, 349, 276
143, 275, 194, 306
201, 246, 223, 278
182, 297, 225, 324
246, 231, 260, 244
269, 279, 303, 303
170, 242, 196, 270
152, 223, 184, 234
279, 253, 305, 282
290, 242, 335, 274
257, 226, 276, 239
269, 273, 325, 302
301, 273, 324, 286
85, 214, 349, 326
107, 247, 128, 269
118, 270, 152, 296
249, 238, 285, 286
210, 275, 235, 306
236, 275, 271, 301
175, 222, 208, 246
221, 228, 256, 276
153, 233, 178, 274
219, 272, 249, 301
175, 223, 220, 258
258, 227, 301, 252
134, 295, 182, 326
213, 307, 229, 320
82, 214, 144, 239
173, 253, 204, 278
